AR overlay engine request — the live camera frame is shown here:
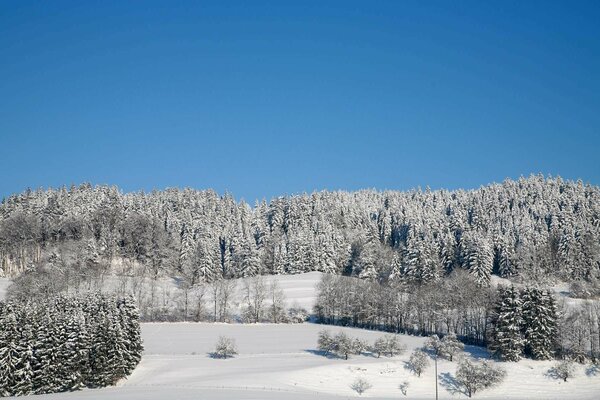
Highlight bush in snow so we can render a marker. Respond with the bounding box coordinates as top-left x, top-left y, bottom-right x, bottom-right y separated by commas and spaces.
399, 381, 409, 396
212, 336, 238, 359
406, 349, 429, 377
548, 360, 575, 382
286, 306, 309, 323
372, 334, 406, 358
350, 377, 372, 396
455, 357, 506, 397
